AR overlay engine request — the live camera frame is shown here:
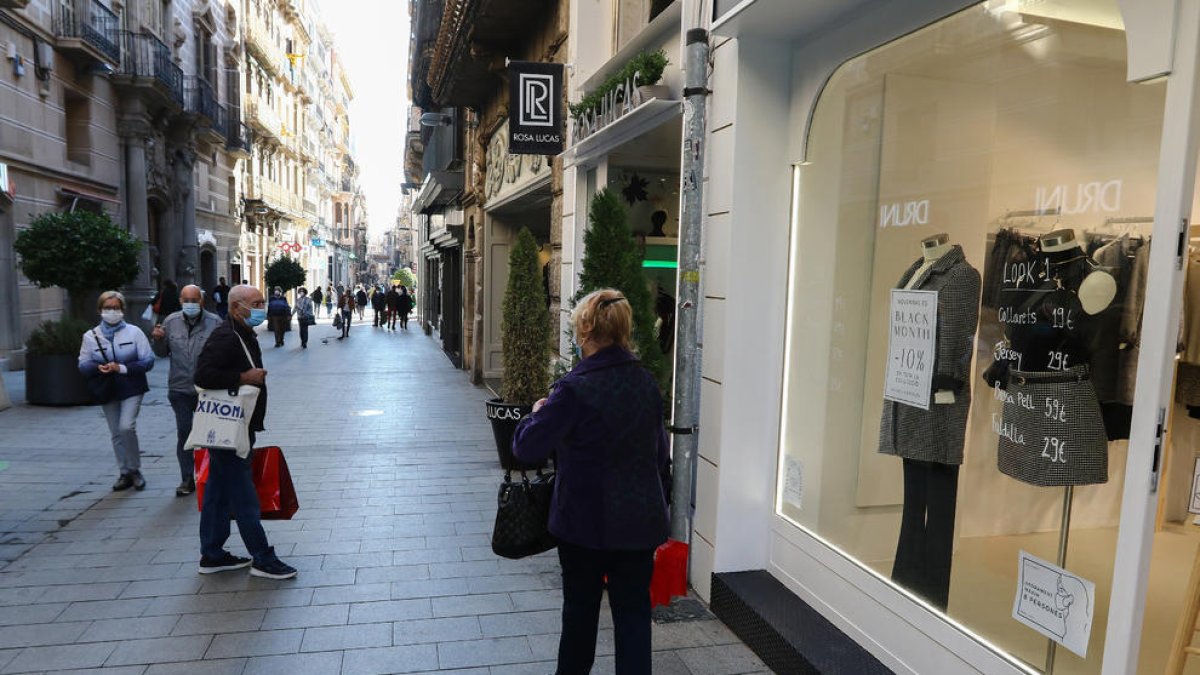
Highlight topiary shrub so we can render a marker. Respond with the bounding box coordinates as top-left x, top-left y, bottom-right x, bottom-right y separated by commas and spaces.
25, 318, 92, 356
264, 256, 306, 293
501, 227, 551, 405
391, 267, 417, 289
14, 210, 141, 319
576, 189, 669, 393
